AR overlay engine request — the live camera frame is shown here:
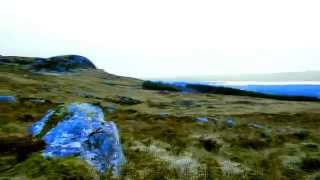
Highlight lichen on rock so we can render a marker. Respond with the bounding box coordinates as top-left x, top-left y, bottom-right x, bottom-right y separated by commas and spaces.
30, 103, 125, 176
